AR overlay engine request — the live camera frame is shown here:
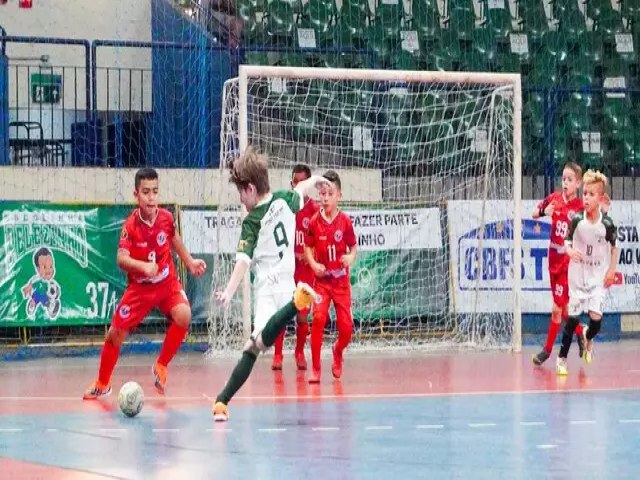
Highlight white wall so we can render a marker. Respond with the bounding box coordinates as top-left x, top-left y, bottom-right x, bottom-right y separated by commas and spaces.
2, 0, 152, 112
